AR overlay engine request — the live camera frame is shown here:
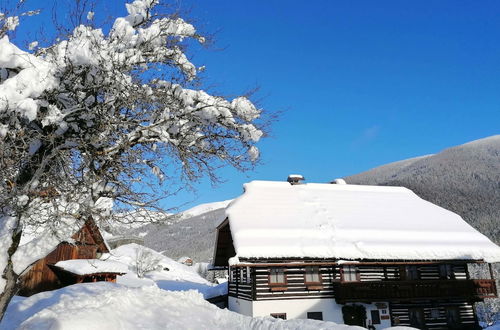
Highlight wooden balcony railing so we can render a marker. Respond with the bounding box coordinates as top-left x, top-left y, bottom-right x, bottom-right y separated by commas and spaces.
334, 279, 497, 303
